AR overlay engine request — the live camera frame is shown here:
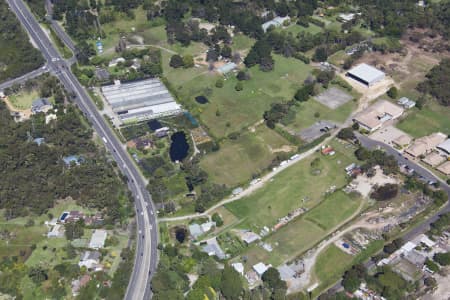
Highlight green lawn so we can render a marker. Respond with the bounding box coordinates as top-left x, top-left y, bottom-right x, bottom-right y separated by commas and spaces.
200, 125, 292, 186
231, 34, 255, 52
225, 140, 357, 230
396, 101, 450, 138
313, 245, 353, 289
305, 191, 361, 231
8, 89, 40, 110
276, 23, 323, 35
